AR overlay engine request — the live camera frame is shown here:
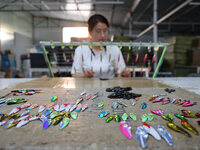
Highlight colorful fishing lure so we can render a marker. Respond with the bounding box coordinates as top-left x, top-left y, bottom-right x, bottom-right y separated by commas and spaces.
136, 126, 148, 148
120, 121, 132, 139
98, 102, 104, 108
59, 117, 70, 129
114, 114, 120, 122
129, 113, 137, 121
105, 115, 113, 123
161, 114, 173, 122
51, 96, 58, 102
167, 122, 191, 137
142, 122, 161, 140
157, 125, 173, 146
71, 111, 78, 120
122, 113, 128, 121
174, 113, 188, 122
181, 120, 199, 135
